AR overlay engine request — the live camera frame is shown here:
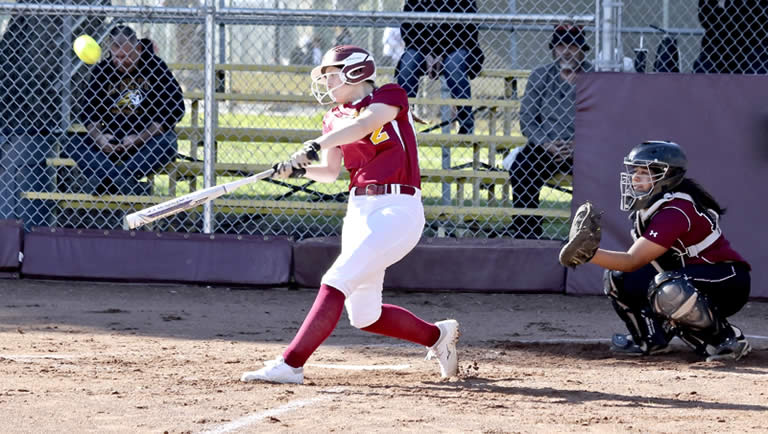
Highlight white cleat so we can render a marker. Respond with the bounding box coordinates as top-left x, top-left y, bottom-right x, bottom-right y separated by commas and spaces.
426, 319, 460, 378
240, 356, 304, 384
